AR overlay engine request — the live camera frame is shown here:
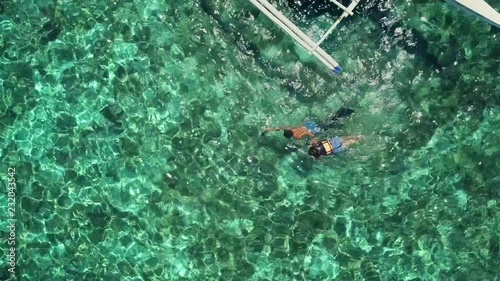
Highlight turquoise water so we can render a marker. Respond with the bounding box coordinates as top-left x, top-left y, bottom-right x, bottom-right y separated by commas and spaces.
1, 0, 499, 280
